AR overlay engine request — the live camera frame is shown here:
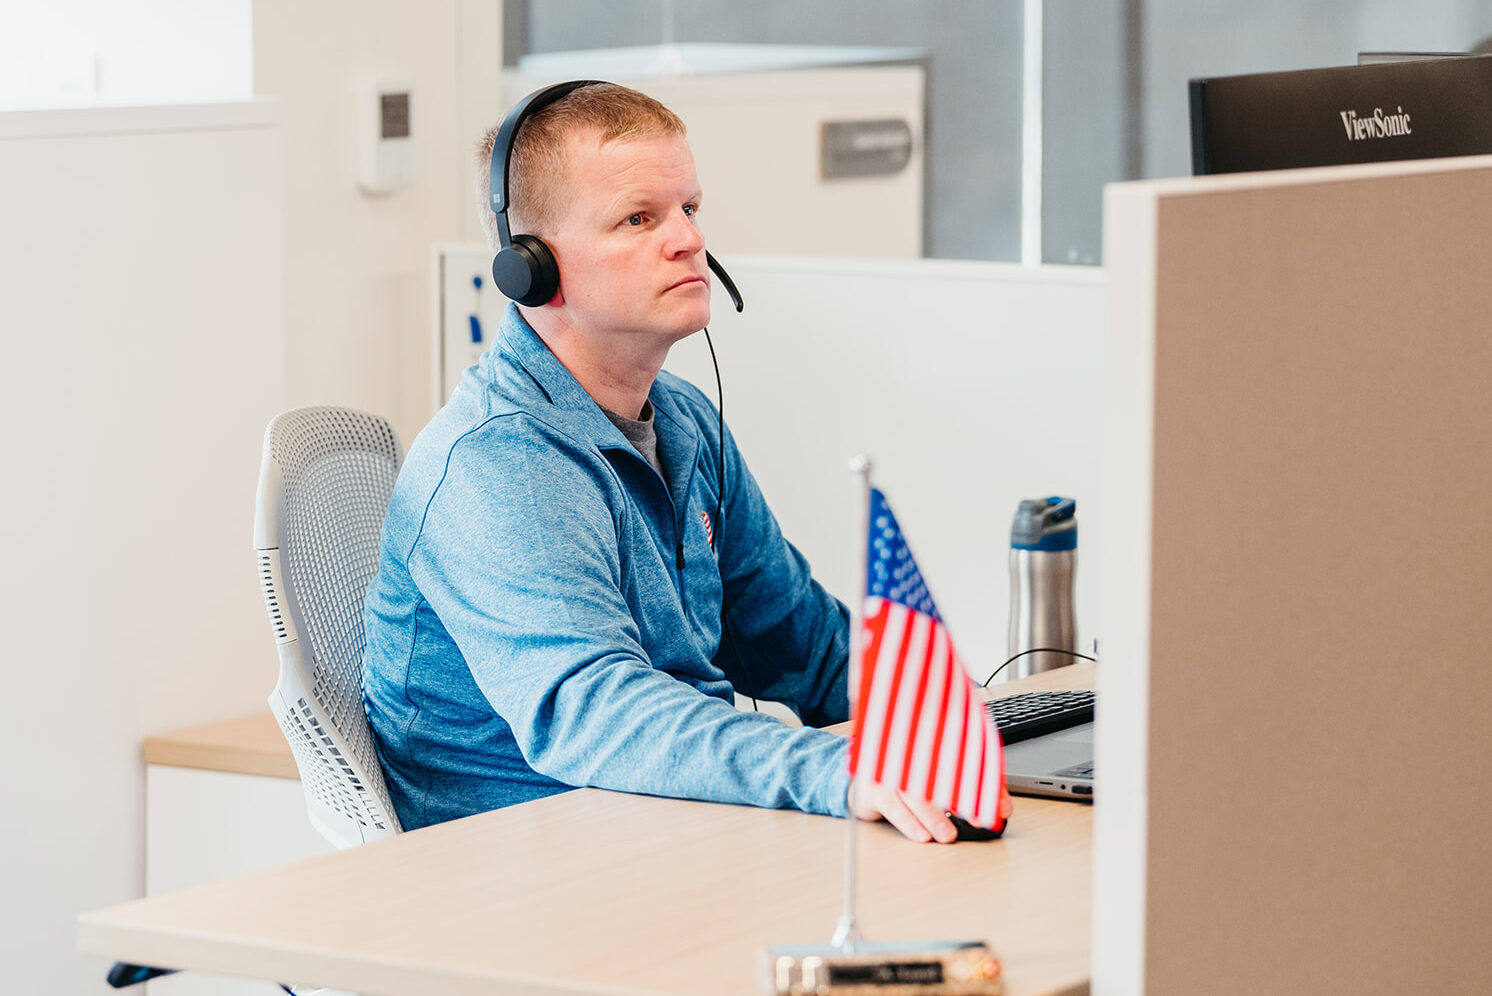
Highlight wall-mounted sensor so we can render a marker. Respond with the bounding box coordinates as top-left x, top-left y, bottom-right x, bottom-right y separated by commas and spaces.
360, 82, 413, 194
